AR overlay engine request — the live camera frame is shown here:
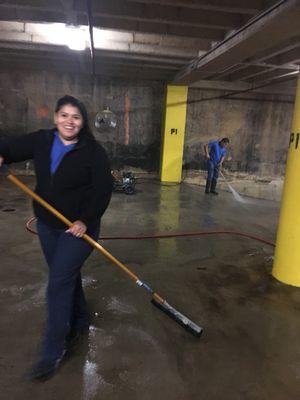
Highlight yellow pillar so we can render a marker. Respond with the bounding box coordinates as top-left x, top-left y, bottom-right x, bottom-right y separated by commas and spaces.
272, 74, 300, 286
160, 85, 188, 182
